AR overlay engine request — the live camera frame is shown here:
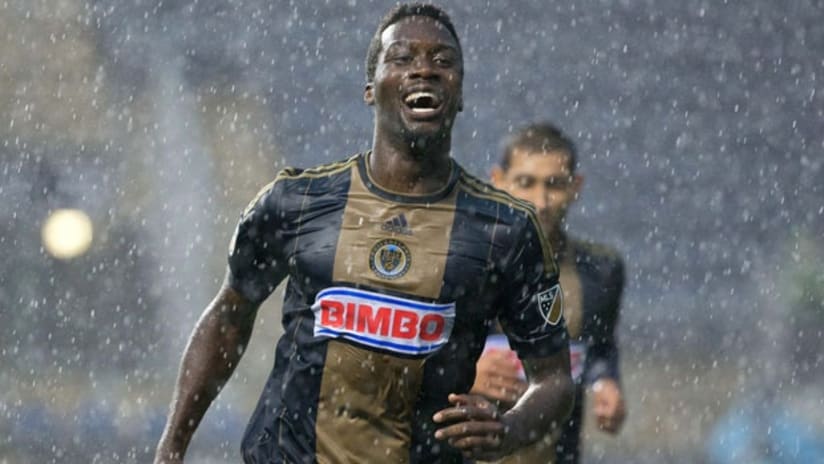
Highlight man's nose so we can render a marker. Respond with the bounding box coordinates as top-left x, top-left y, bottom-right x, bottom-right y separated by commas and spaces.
409, 56, 437, 79
531, 188, 550, 211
